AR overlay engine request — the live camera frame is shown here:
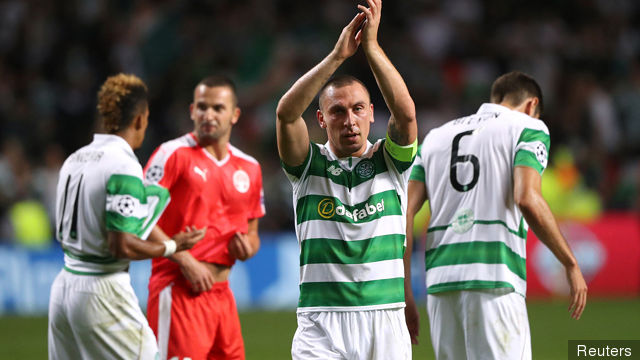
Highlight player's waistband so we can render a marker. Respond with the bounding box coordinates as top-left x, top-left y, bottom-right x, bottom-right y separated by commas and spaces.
63, 265, 129, 276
